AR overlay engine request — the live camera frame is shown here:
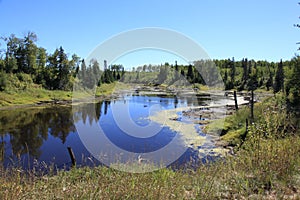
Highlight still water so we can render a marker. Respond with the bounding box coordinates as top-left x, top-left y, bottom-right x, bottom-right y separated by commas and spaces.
0, 93, 228, 171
